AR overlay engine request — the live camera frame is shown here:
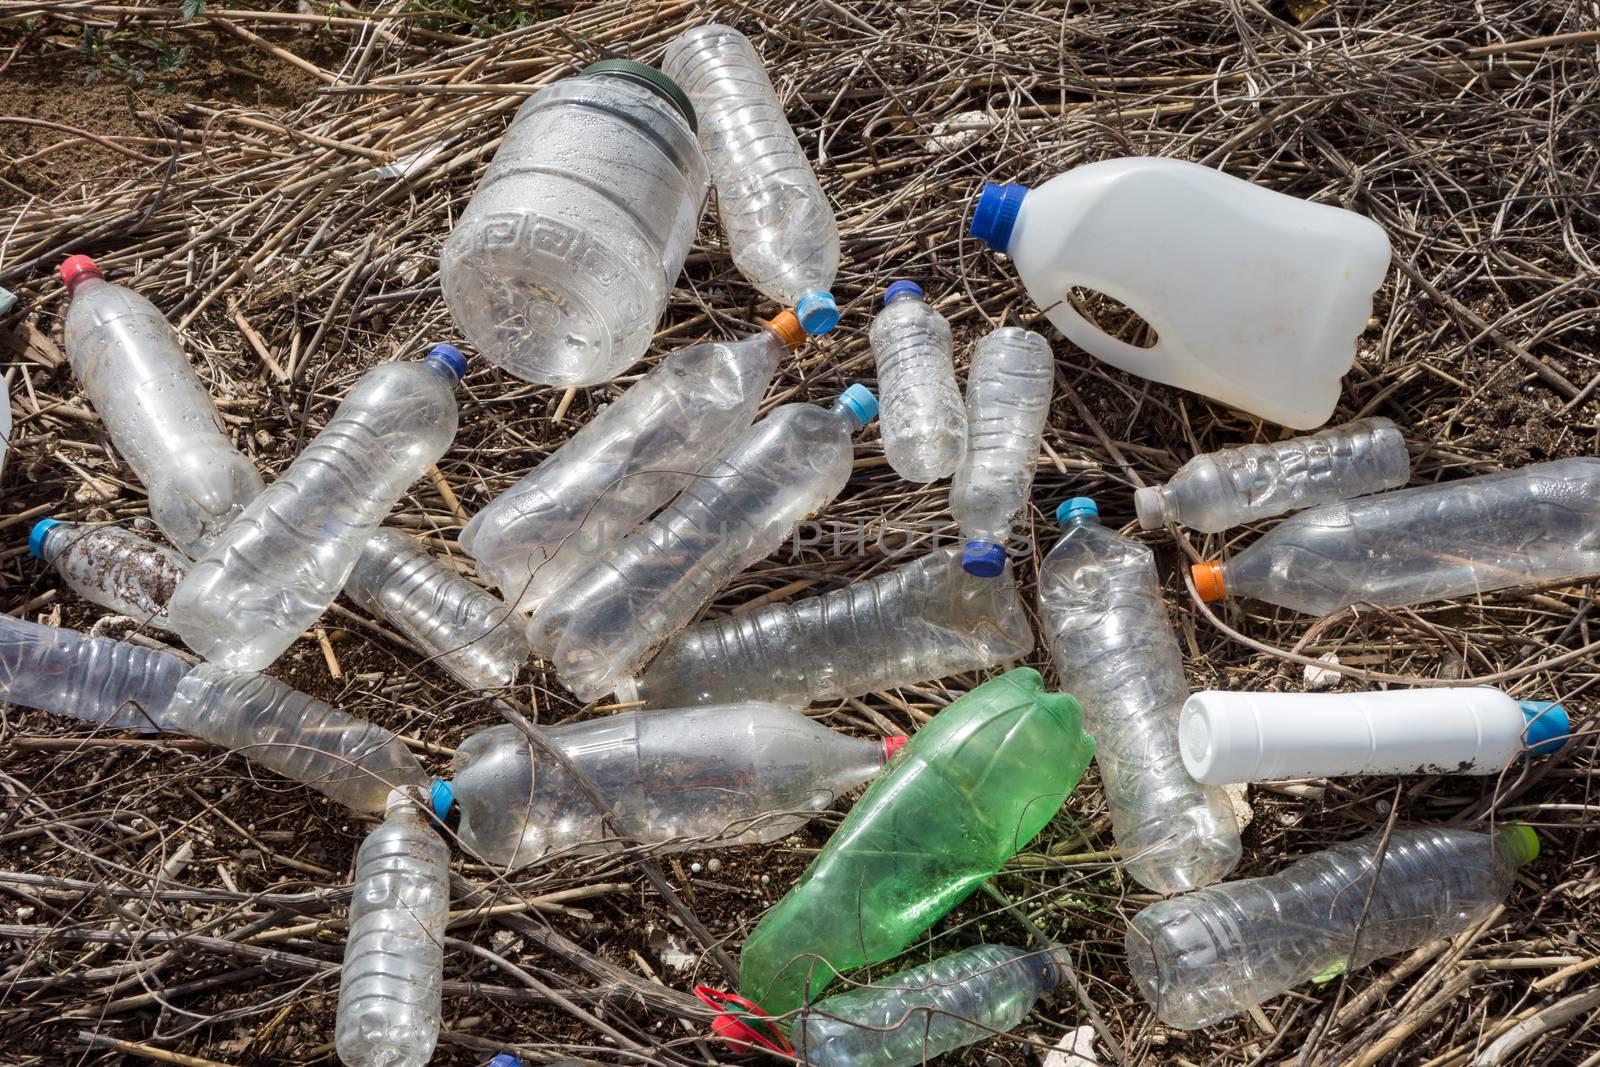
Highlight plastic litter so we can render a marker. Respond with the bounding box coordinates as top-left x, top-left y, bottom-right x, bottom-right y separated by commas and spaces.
30, 520, 186, 632
0, 612, 187, 732
868, 280, 966, 482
